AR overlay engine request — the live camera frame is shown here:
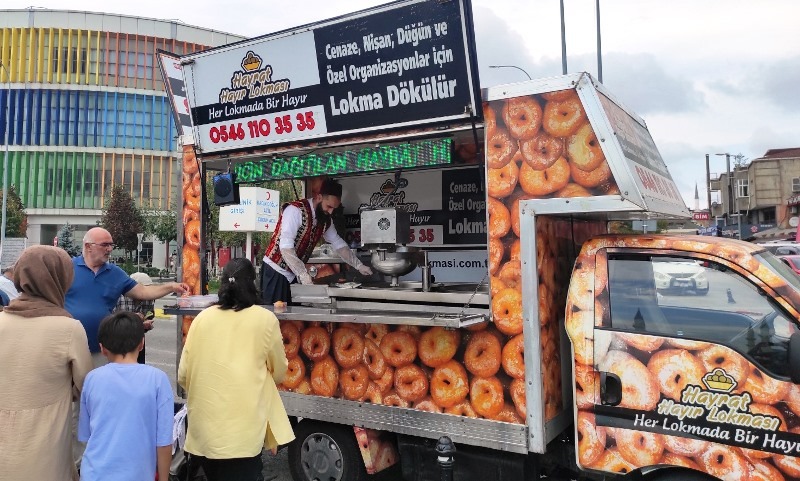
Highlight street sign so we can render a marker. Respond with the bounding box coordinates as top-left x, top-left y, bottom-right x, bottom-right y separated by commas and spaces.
693, 211, 710, 221
219, 187, 280, 232
137, 233, 144, 252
